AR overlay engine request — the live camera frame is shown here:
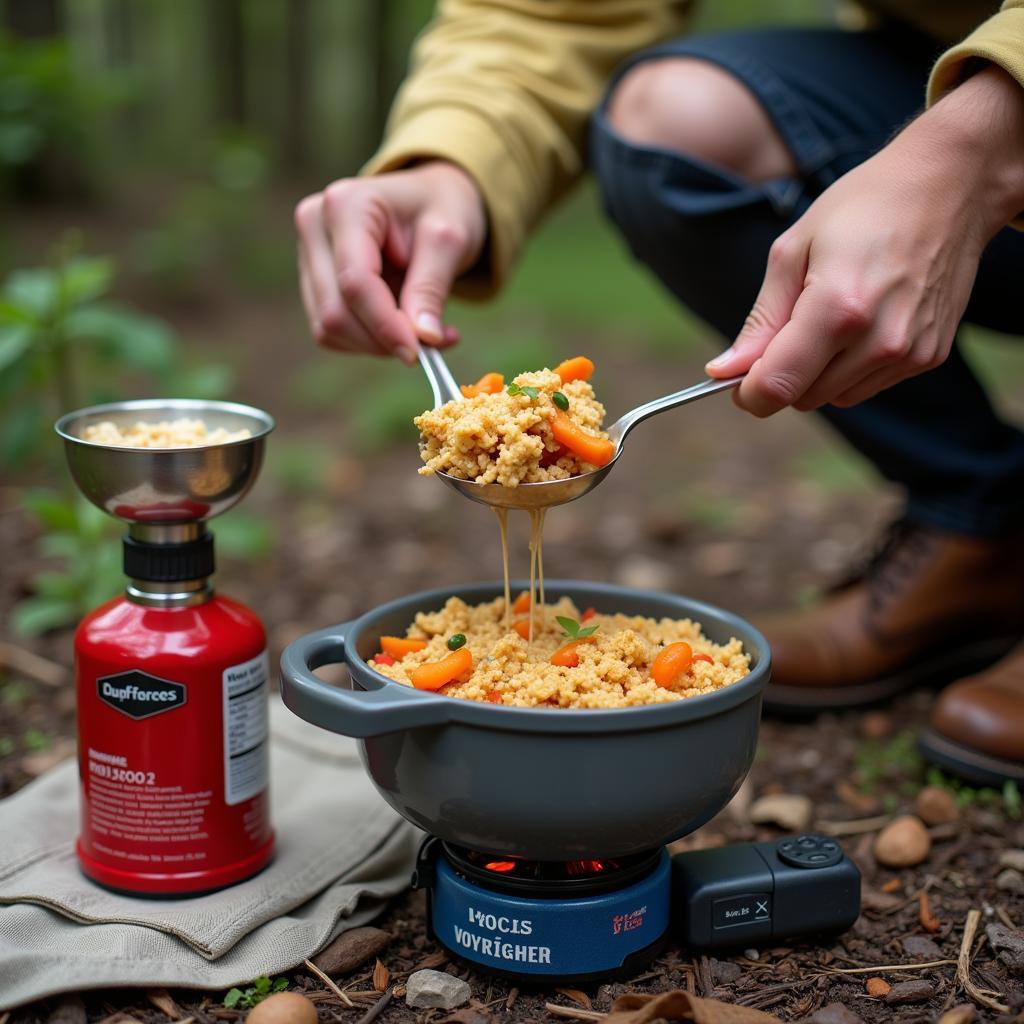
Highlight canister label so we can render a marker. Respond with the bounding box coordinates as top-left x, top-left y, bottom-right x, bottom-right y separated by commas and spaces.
222, 651, 269, 806
97, 670, 187, 719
